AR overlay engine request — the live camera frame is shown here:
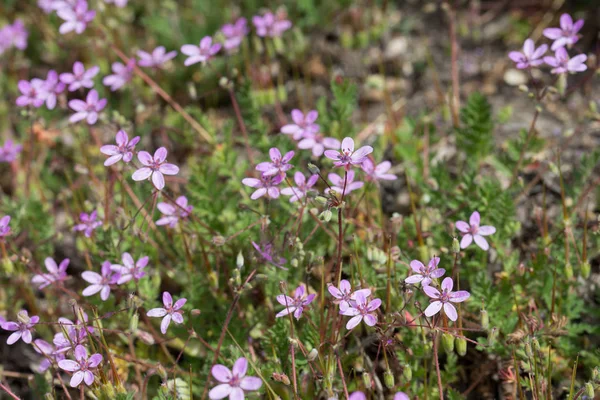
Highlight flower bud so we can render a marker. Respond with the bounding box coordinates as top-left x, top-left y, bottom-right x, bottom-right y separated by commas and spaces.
212, 235, 226, 246
402, 364, 412, 381
319, 210, 332, 222
581, 261, 591, 279
307, 348, 318, 361
452, 237, 461, 253
384, 369, 395, 389
456, 337, 467, 356
236, 251, 244, 269
314, 196, 327, 206
592, 367, 599, 382
585, 382, 594, 398
362, 372, 372, 389
129, 313, 139, 332
487, 327, 498, 347
307, 163, 320, 174
565, 262, 573, 279
291, 258, 299, 268
442, 333, 455, 354
481, 308, 489, 330
525, 341, 533, 358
